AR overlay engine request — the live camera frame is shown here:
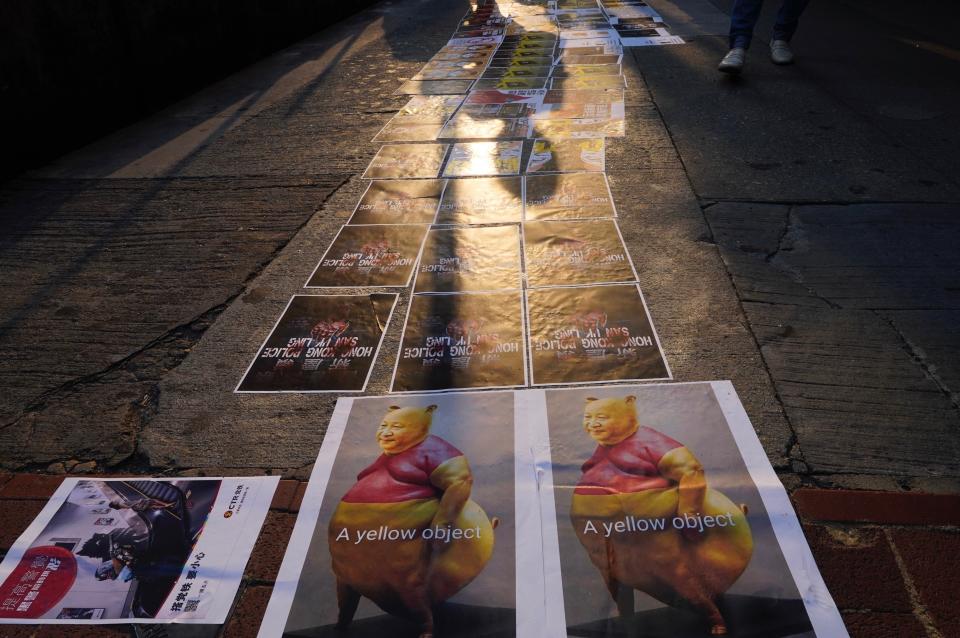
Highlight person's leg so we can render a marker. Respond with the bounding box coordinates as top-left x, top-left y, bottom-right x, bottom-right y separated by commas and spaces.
728, 0, 765, 50
772, 0, 812, 42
